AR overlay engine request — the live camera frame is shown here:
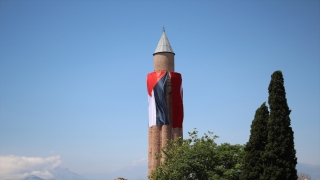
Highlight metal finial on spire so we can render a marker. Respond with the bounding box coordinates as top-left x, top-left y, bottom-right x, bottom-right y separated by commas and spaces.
162, 26, 165, 32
